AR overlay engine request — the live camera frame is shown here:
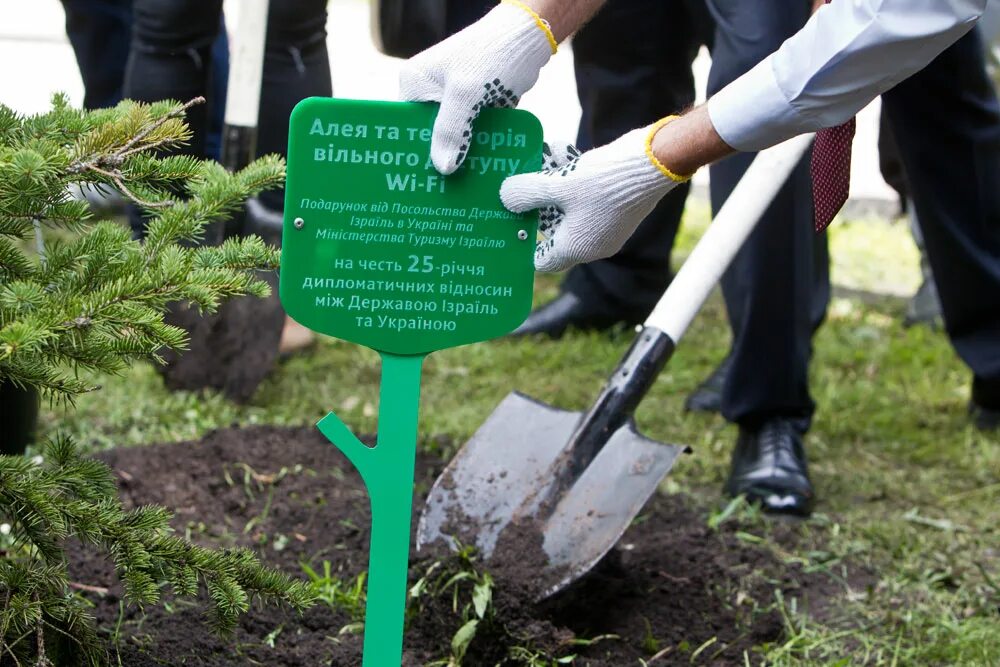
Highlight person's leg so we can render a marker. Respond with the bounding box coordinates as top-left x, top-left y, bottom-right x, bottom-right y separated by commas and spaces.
704, 0, 817, 516
248, 0, 333, 355
125, 0, 222, 158
877, 103, 945, 327
62, 0, 133, 109
61, 0, 133, 216
559, 0, 703, 317
254, 0, 332, 212
205, 15, 229, 162
514, 0, 705, 336
882, 29, 1000, 430
707, 0, 817, 428
124, 0, 222, 237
